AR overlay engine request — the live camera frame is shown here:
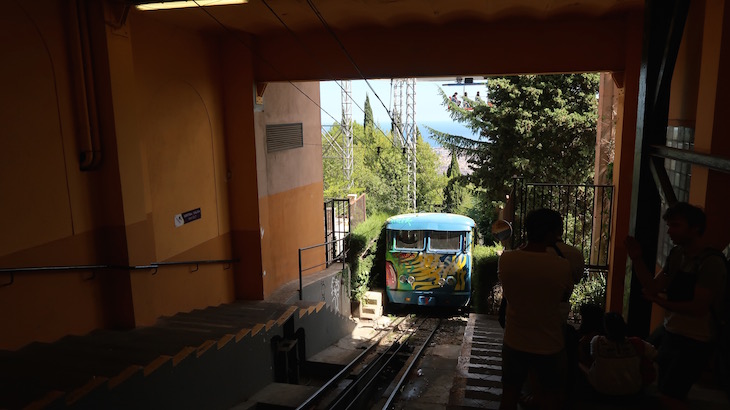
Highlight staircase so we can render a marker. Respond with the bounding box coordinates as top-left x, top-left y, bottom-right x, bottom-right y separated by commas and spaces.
448, 314, 503, 410
0, 300, 355, 409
